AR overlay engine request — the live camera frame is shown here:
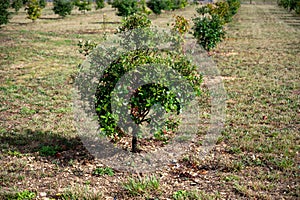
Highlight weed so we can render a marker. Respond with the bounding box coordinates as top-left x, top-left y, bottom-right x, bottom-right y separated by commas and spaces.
38, 145, 61, 156
92, 167, 114, 176
123, 176, 160, 197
